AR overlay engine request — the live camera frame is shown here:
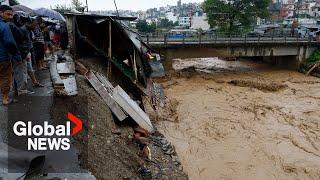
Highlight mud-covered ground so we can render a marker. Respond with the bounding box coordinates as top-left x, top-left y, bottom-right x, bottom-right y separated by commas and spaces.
156, 58, 320, 180
52, 56, 187, 180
